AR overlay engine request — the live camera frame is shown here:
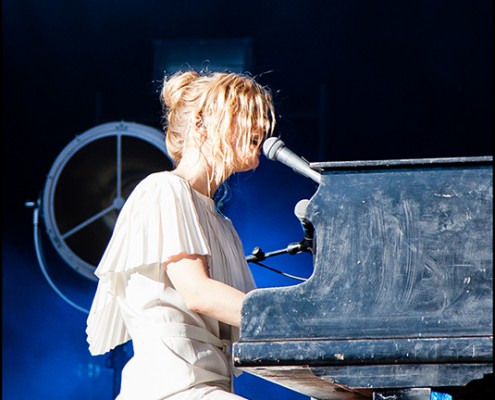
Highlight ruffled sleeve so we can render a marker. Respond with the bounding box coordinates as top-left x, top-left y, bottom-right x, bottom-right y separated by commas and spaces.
86, 172, 210, 355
